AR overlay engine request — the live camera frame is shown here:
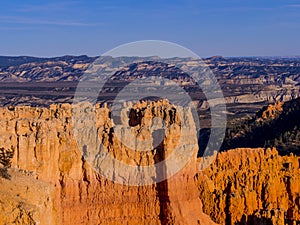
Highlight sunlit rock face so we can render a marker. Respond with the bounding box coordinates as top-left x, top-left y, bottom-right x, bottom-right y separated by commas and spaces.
0, 102, 217, 225
1, 103, 299, 225
197, 148, 300, 225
